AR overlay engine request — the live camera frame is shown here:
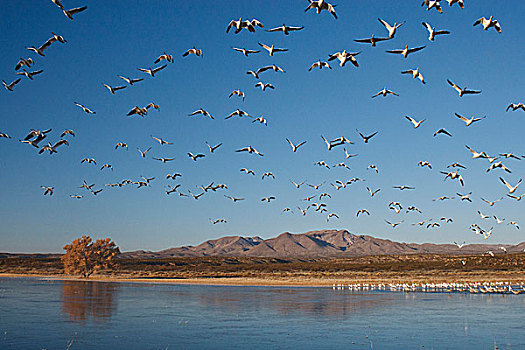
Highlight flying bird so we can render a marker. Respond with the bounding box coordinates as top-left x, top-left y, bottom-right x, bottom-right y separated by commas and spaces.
74, 102, 96, 114
62, 5, 87, 20
41, 186, 54, 196
378, 18, 405, 39
258, 42, 288, 56
454, 113, 485, 126
305, 0, 338, 19
2, 78, 21, 91
422, 22, 450, 41
372, 87, 398, 98
266, 24, 304, 35
447, 79, 481, 97
118, 75, 144, 85
357, 130, 378, 143
189, 108, 214, 119
433, 128, 452, 137
473, 16, 502, 33
405, 116, 426, 128
327, 50, 360, 67
138, 64, 167, 77
386, 45, 426, 58
401, 68, 425, 84
16, 69, 44, 80
308, 59, 331, 71
103, 84, 127, 94
182, 47, 203, 57
232, 47, 260, 56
